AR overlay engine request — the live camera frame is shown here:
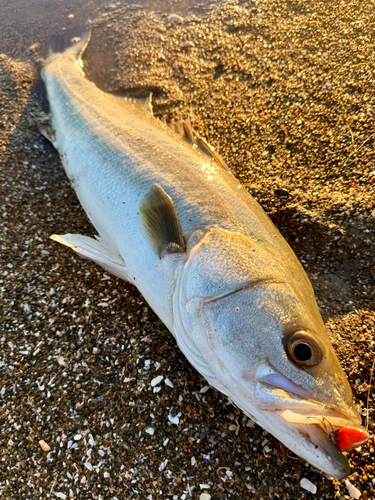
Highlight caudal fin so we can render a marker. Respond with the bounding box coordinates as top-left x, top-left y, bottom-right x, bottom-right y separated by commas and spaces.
45, 23, 91, 60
